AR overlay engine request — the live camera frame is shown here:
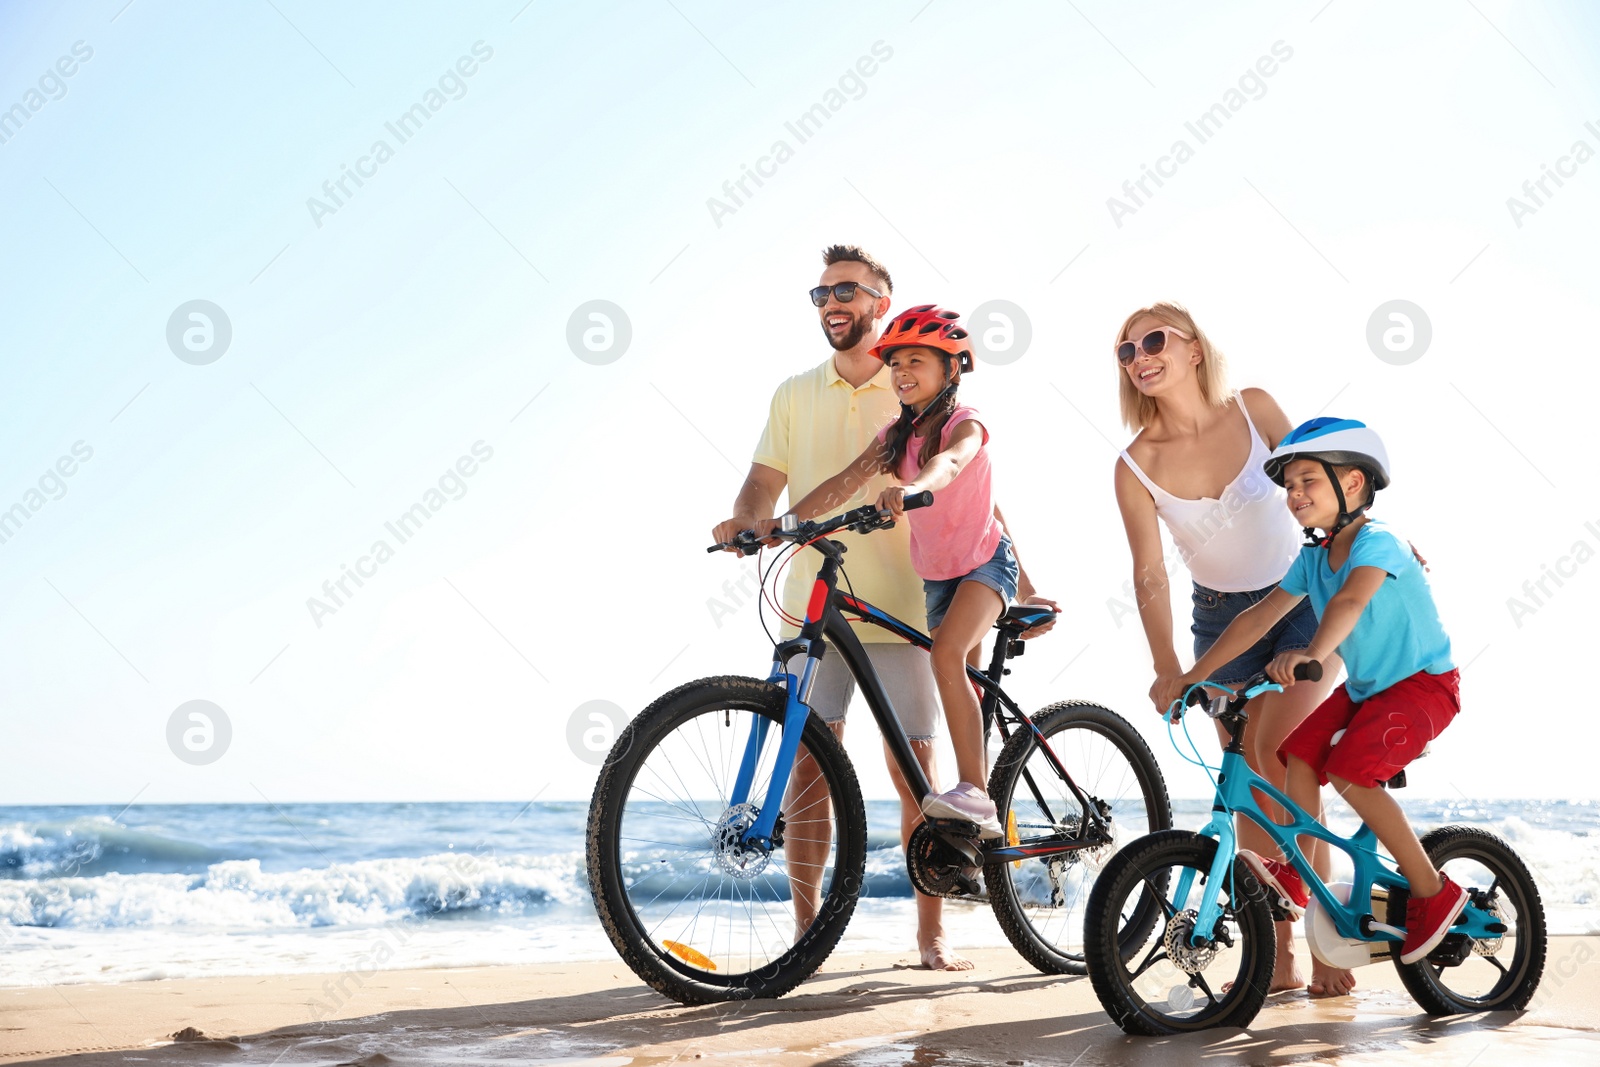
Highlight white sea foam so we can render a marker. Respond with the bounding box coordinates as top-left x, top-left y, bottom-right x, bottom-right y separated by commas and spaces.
0, 850, 589, 930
